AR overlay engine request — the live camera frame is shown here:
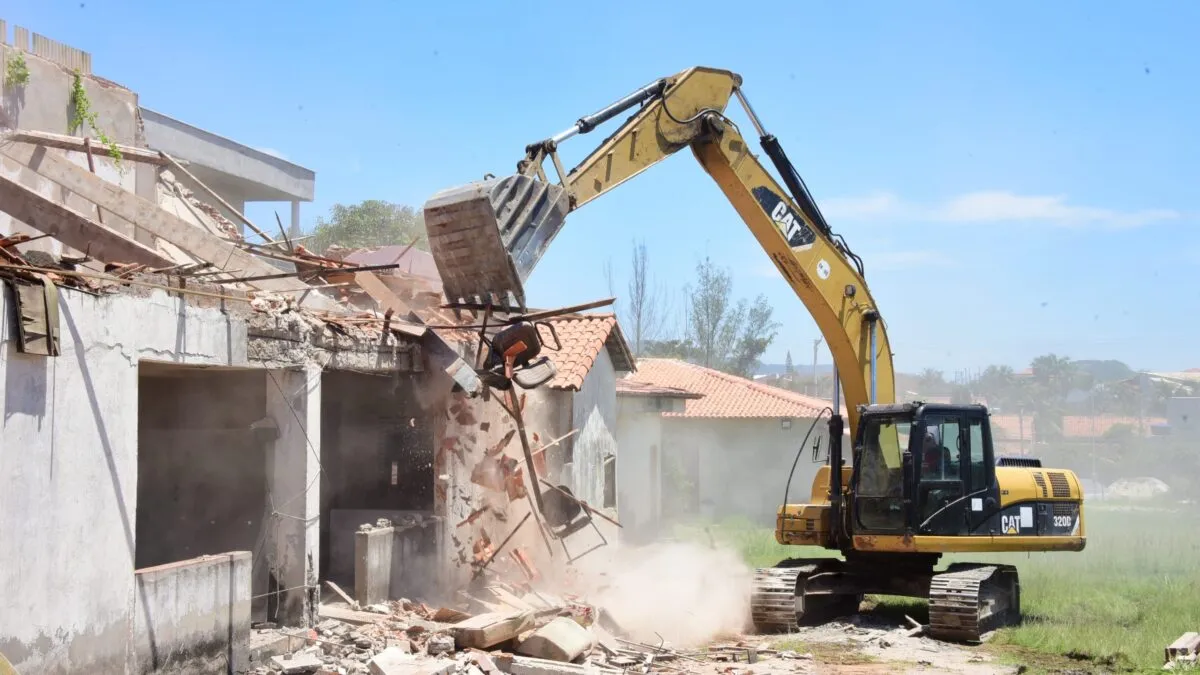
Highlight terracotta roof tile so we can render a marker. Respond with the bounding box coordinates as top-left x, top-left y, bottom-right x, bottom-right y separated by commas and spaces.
624, 358, 829, 418
615, 379, 702, 399
539, 313, 635, 391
